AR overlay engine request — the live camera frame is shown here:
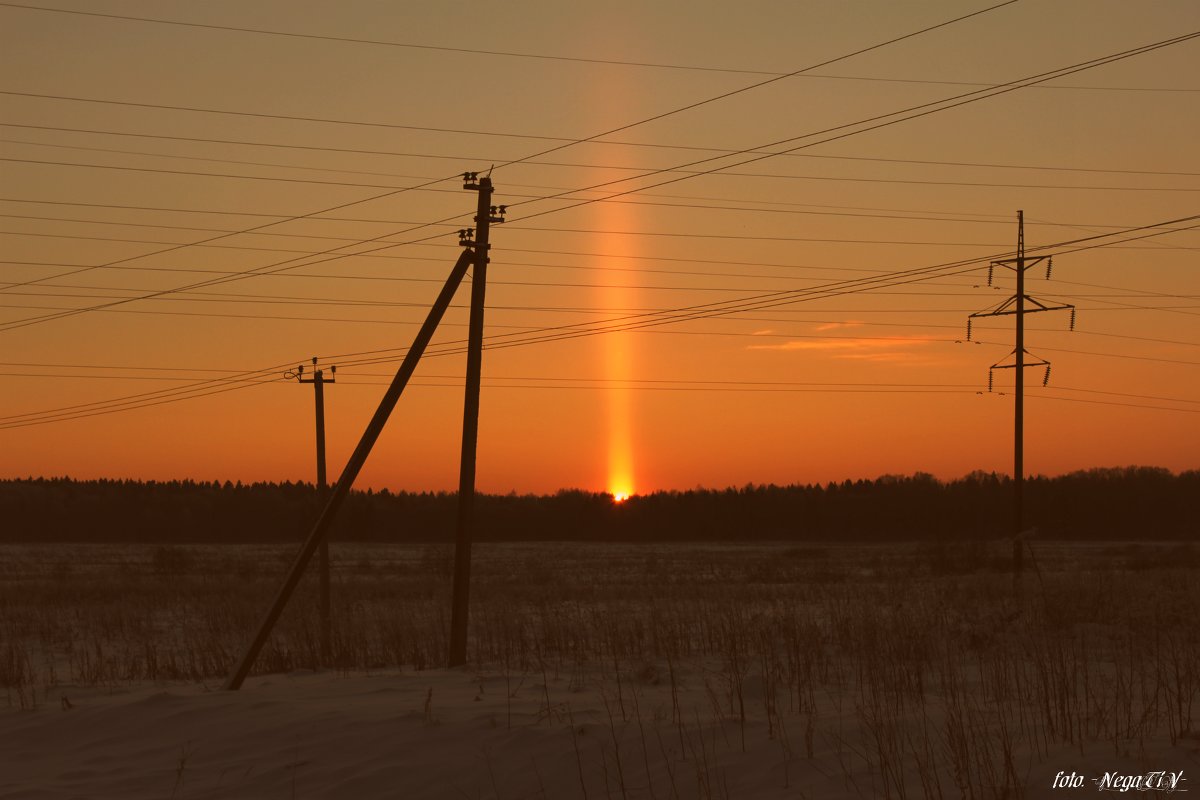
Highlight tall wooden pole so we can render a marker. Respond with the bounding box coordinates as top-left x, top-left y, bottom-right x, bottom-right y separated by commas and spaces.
449, 175, 500, 668
313, 364, 332, 662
